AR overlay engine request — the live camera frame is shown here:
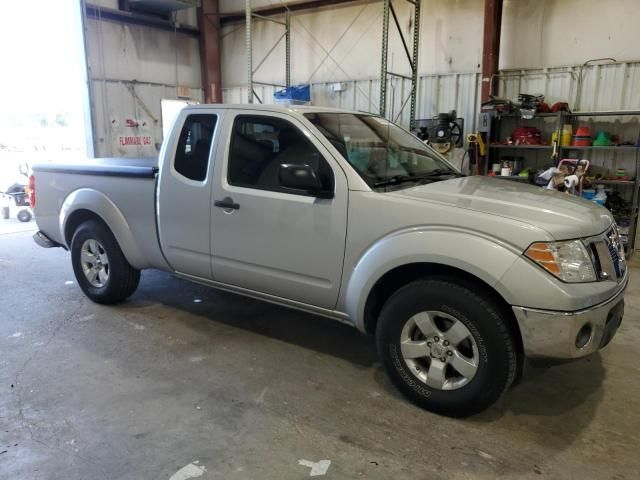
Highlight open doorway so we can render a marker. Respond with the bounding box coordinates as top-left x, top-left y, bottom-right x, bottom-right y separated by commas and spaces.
0, 0, 90, 231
